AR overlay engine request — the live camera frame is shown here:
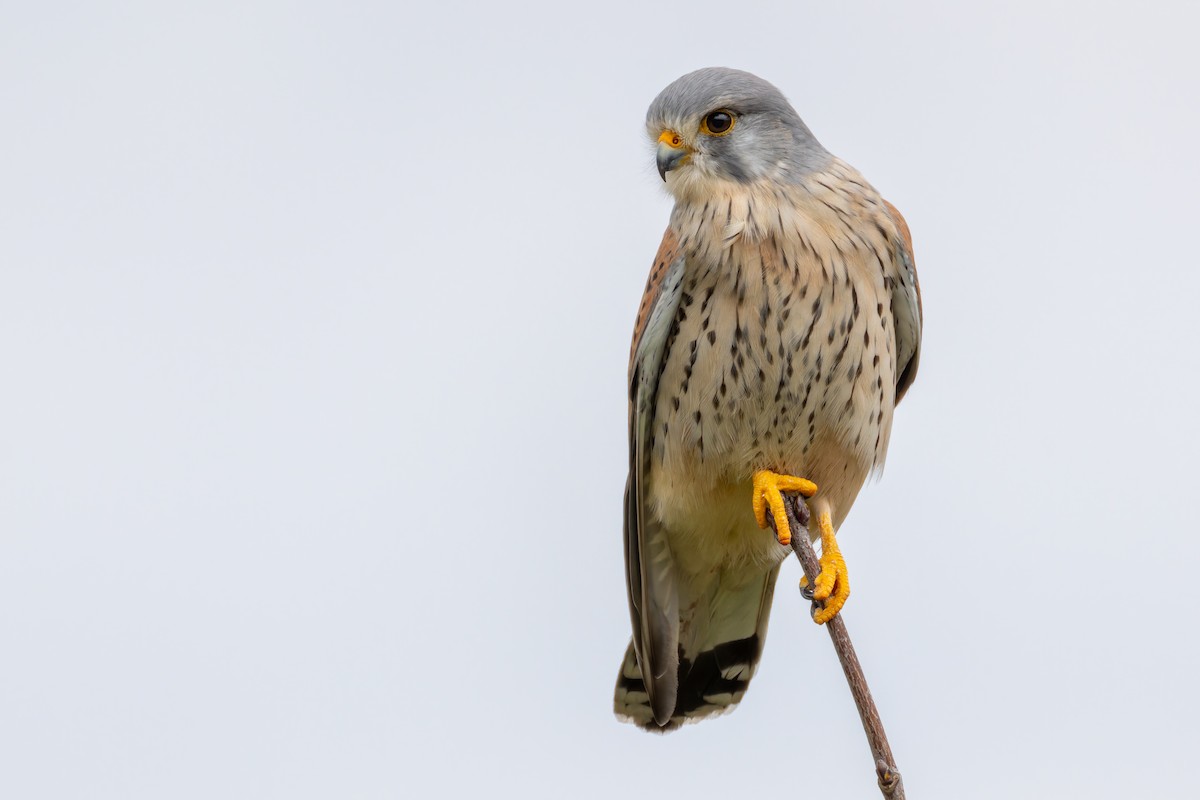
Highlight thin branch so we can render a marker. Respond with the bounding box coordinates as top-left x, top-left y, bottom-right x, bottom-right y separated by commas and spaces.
776, 493, 906, 799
